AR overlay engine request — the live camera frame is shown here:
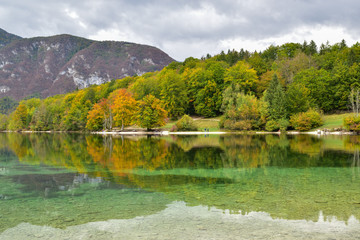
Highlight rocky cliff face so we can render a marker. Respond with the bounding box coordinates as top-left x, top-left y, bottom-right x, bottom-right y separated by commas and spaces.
0, 28, 174, 100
